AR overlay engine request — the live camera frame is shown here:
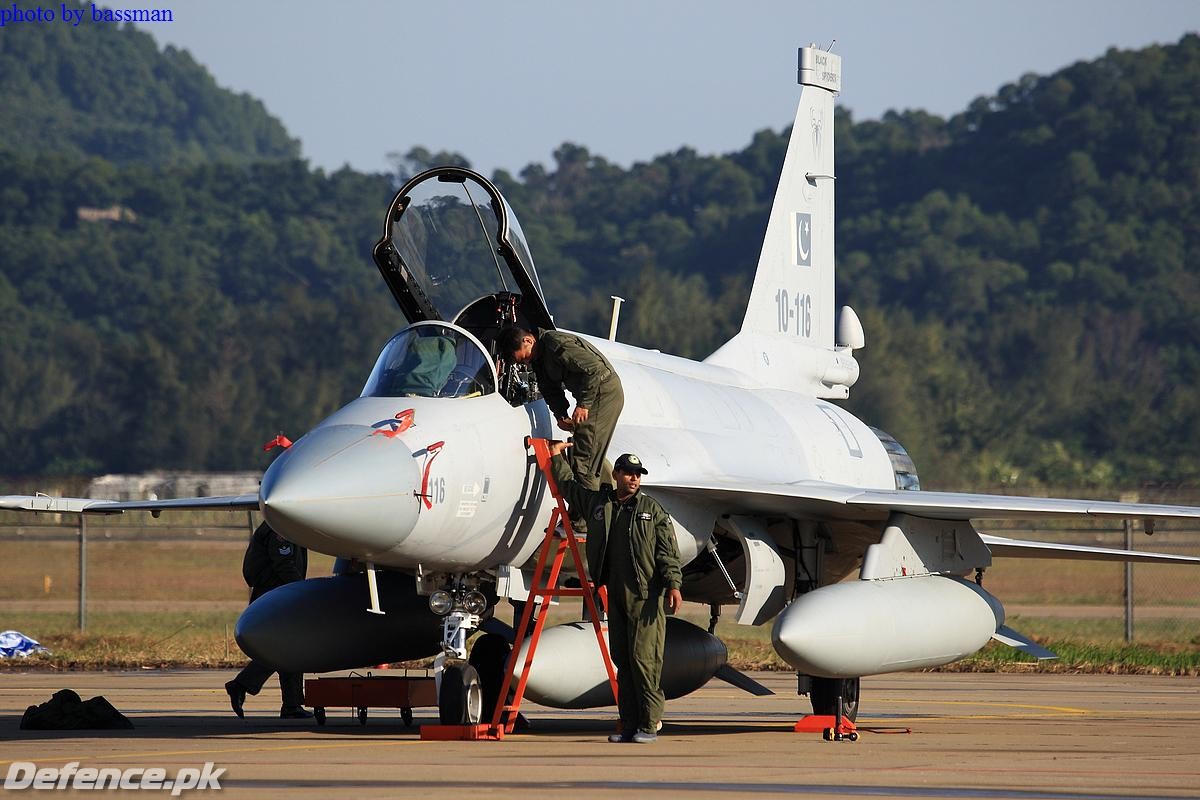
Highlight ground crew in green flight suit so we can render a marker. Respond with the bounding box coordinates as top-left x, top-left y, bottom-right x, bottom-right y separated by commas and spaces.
225, 522, 311, 719
500, 326, 624, 492
549, 441, 682, 744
